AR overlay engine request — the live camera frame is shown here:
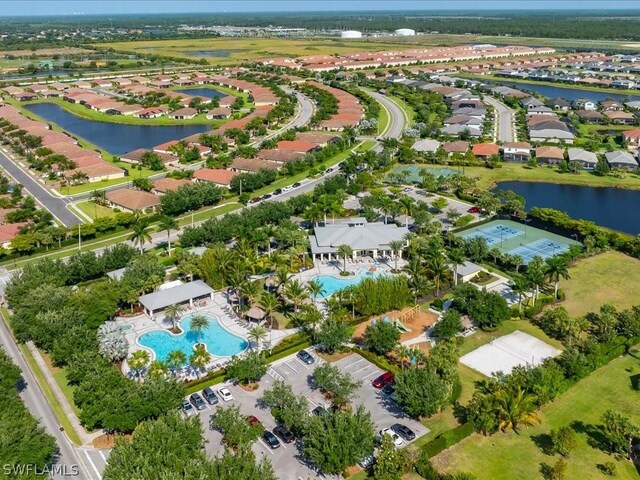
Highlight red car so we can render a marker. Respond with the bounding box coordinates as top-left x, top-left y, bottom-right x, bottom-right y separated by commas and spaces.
372, 371, 395, 389
249, 197, 262, 204
467, 206, 480, 214
247, 415, 262, 427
